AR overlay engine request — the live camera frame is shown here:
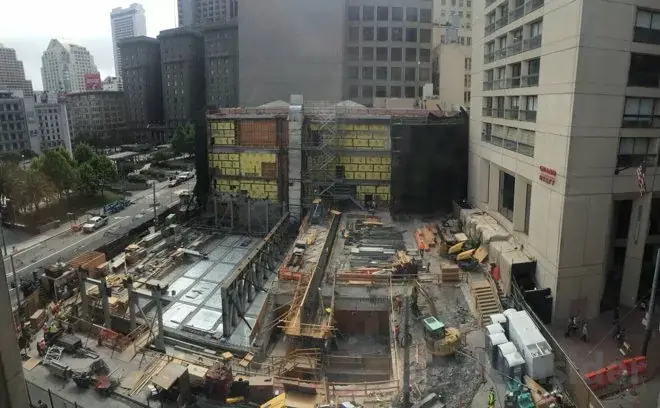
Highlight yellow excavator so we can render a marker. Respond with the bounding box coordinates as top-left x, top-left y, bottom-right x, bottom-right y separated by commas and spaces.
421, 316, 461, 356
